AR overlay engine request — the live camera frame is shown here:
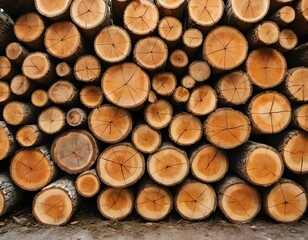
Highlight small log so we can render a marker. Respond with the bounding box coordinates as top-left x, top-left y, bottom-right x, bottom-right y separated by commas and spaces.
263, 178, 307, 223
144, 99, 173, 130
205, 108, 251, 149
70, 0, 110, 38
247, 21, 280, 48
172, 86, 190, 104
181, 76, 195, 89
16, 125, 46, 147
131, 124, 162, 154
274, 29, 298, 53
22, 52, 55, 85
101, 62, 150, 109
79, 85, 103, 109
10, 75, 34, 97
169, 112, 202, 146
147, 144, 189, 186
147, 90, 157, 103
97, 143, 145, 188
181, 28, 203, 59
188, 61, 211, 83
0, 81, 12, 104
0, 172, 23, 216
34, 0, 71, 20
33, 176, 81, 226
217, 175, 261, 223
97, 188, 134, 220
158, 17, 182, 50
10, 146, 58, 191
269, 6, 295, 27
190, 144, 228, 183
56, 62, 73, 79
292, 104, 308, 131
187, 85, 217, 116
281, 67, 308, 102
246, 48, 287, 89
45, 21, 83, 62
175, 179, 216, 220
152, 72, 177, 97
38, 107, 66, 134
0, 56, 15, 81
135, 181, 173, 221
51, 130, 98, 174
290, 0, 308, 36
48, 80, 78, 106
229, 141, 284, 187
112, 0, 129, 26
269, 0, 293, 12
75, 169, 101, 198
123, 0, 159, 40
168, 49, 189, 76
285, 43, 308, 67
3, 101, 36, 126
74, 55, 101, 83
224, 0, 270, 31
66, 108, 87, 127
0, 121, 17, 161
134, 37, 168, 72
94, 26, 131, 64
0, 0, 34, 21
5, 42, 29, 65
203, 26, 248, 71
156, 0, 185, 19
187, 0, 224, 33
216, 71, 253, 106
248, 91, 291, 134
88, 104, 132, 143
14, 12, 45, 49
31, 89, 50, 108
